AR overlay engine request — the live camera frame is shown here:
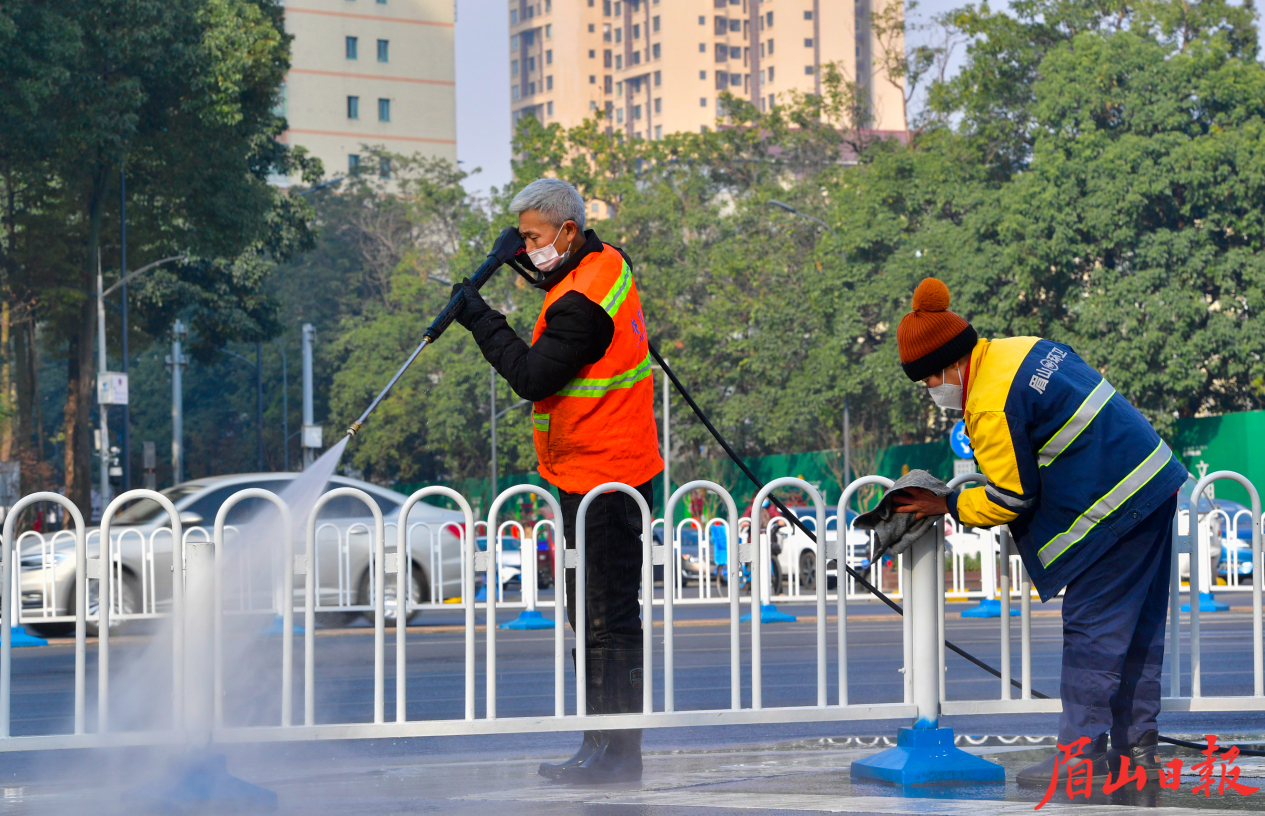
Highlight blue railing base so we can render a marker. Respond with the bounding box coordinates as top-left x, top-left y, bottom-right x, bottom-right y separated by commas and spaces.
740, 603, 797, 624
961, 598, 1019, 618
1181, 591, 1230, 613
849, 726, 1006, 786
10, 626, 47, 647
256, 615, 304, 637
124, 751, 277, 812
500, 609, 555, 630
